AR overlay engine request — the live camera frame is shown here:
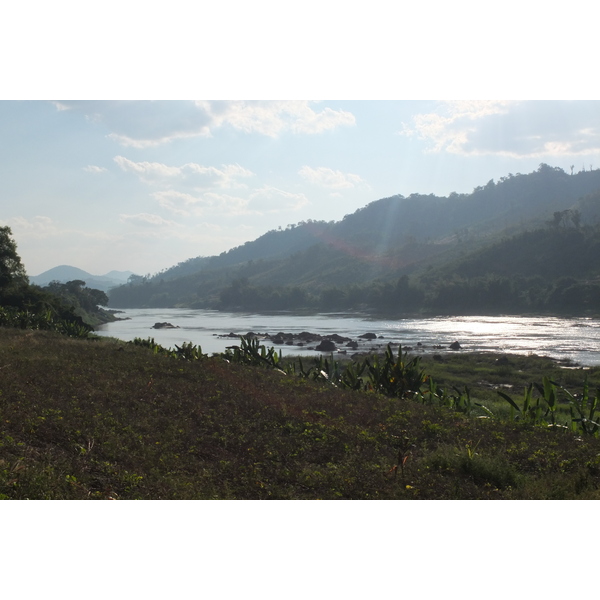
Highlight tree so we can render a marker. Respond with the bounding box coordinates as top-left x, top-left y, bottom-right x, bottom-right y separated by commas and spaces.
0, 226, 28, 300
127, 274, 146, 285
44, 280, 109, 313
